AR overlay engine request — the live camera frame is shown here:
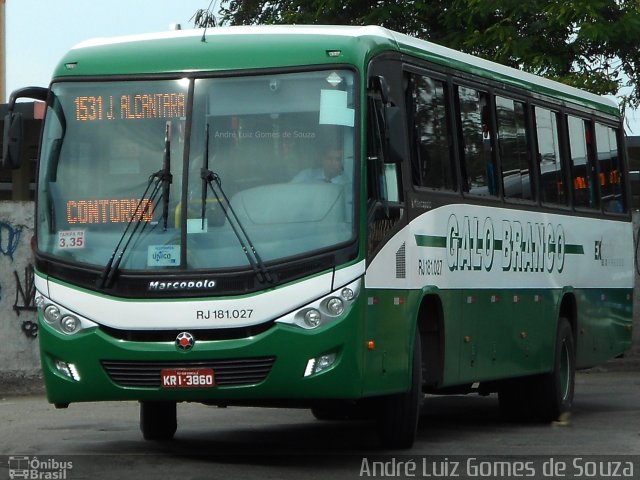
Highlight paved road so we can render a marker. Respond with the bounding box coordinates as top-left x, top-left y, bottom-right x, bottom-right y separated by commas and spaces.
0, 371, 638, 479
